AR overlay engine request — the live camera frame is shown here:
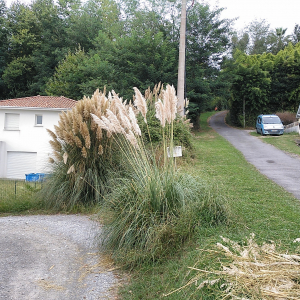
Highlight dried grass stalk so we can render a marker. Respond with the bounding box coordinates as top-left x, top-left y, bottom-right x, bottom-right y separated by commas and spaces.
165, 234, 300, 299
